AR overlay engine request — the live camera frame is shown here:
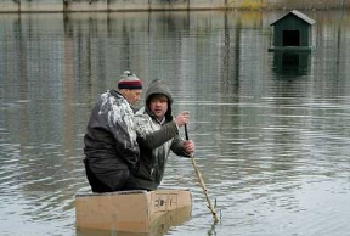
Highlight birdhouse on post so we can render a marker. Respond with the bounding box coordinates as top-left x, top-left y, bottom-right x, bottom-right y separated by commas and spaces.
270, 10, 316, 51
